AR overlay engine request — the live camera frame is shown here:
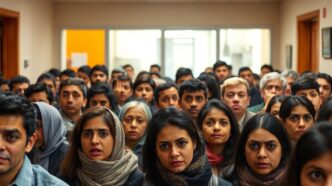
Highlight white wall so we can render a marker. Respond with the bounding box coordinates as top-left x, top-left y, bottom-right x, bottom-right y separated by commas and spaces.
280, 0, 332, 74
0, 0, 53, 82
53, 1, 281, 71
